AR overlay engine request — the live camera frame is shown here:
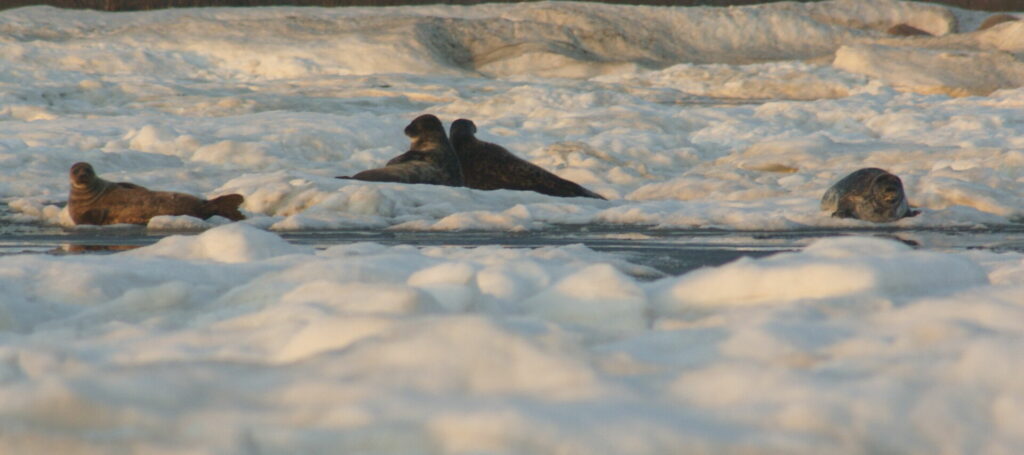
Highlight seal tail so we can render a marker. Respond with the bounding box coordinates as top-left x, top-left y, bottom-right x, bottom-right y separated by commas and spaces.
203, 194, 246, 221
580, 188, 606, 200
